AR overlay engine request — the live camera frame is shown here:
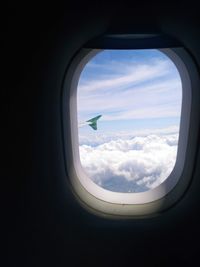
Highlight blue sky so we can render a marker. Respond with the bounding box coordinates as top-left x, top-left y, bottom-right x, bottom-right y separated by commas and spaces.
77, 49, 182, 136
77, 49, 182, 192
